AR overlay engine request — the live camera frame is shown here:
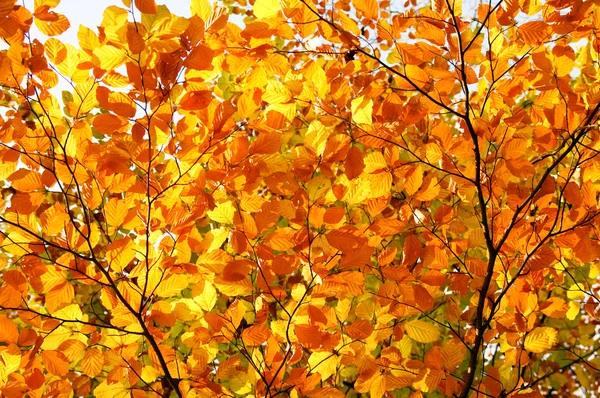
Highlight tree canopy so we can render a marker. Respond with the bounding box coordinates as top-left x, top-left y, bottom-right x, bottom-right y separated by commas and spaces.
1, 0, 600, 396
